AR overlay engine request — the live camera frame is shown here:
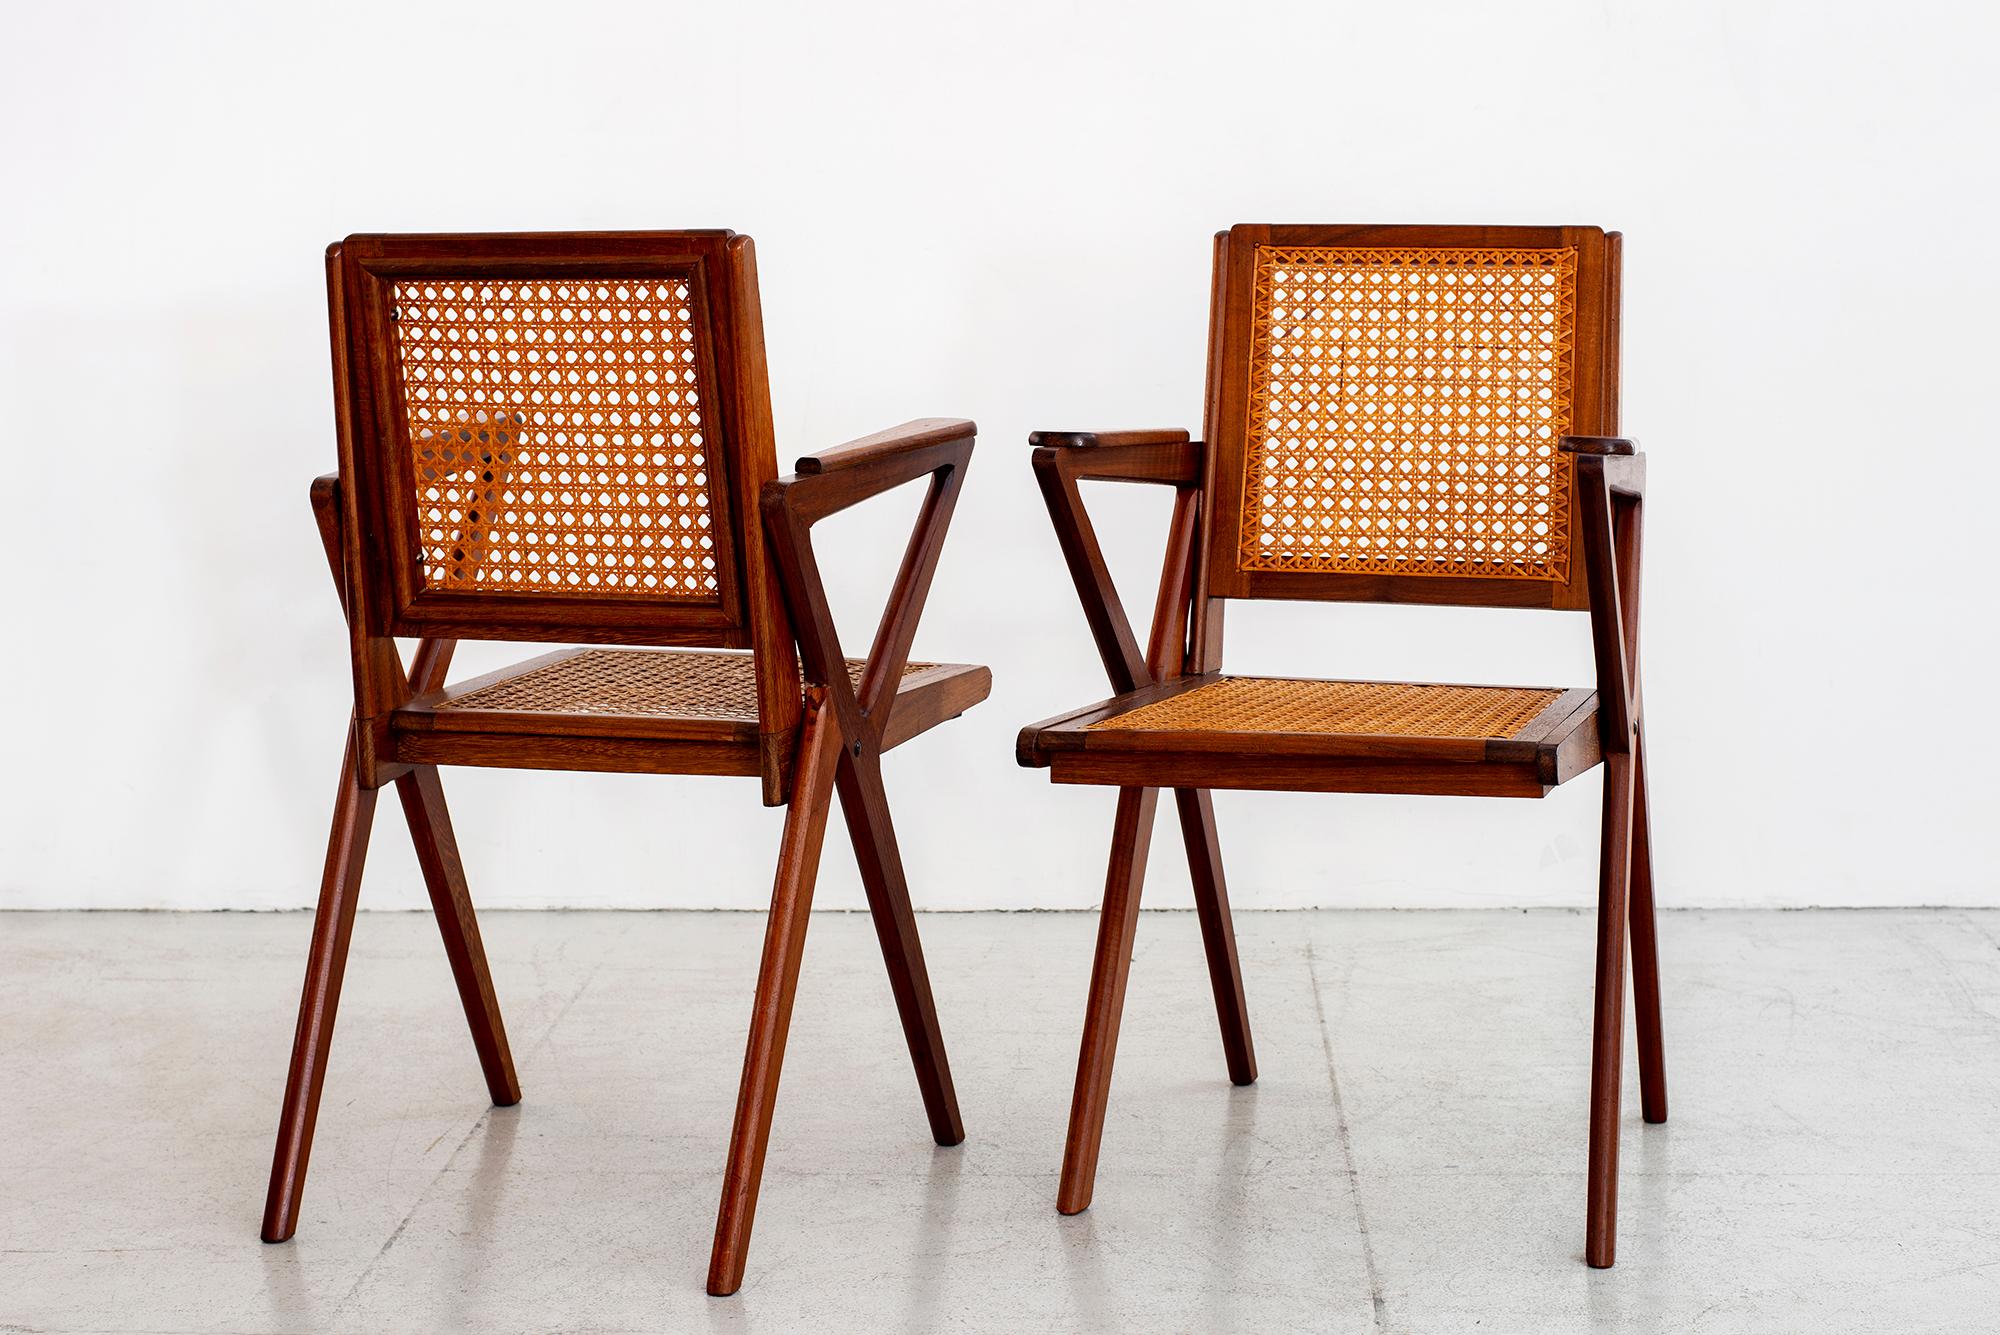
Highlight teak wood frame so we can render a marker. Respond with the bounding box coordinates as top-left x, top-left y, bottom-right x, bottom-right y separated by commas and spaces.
1017, 224, 1664, 1268
264, 231, 987, 1297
